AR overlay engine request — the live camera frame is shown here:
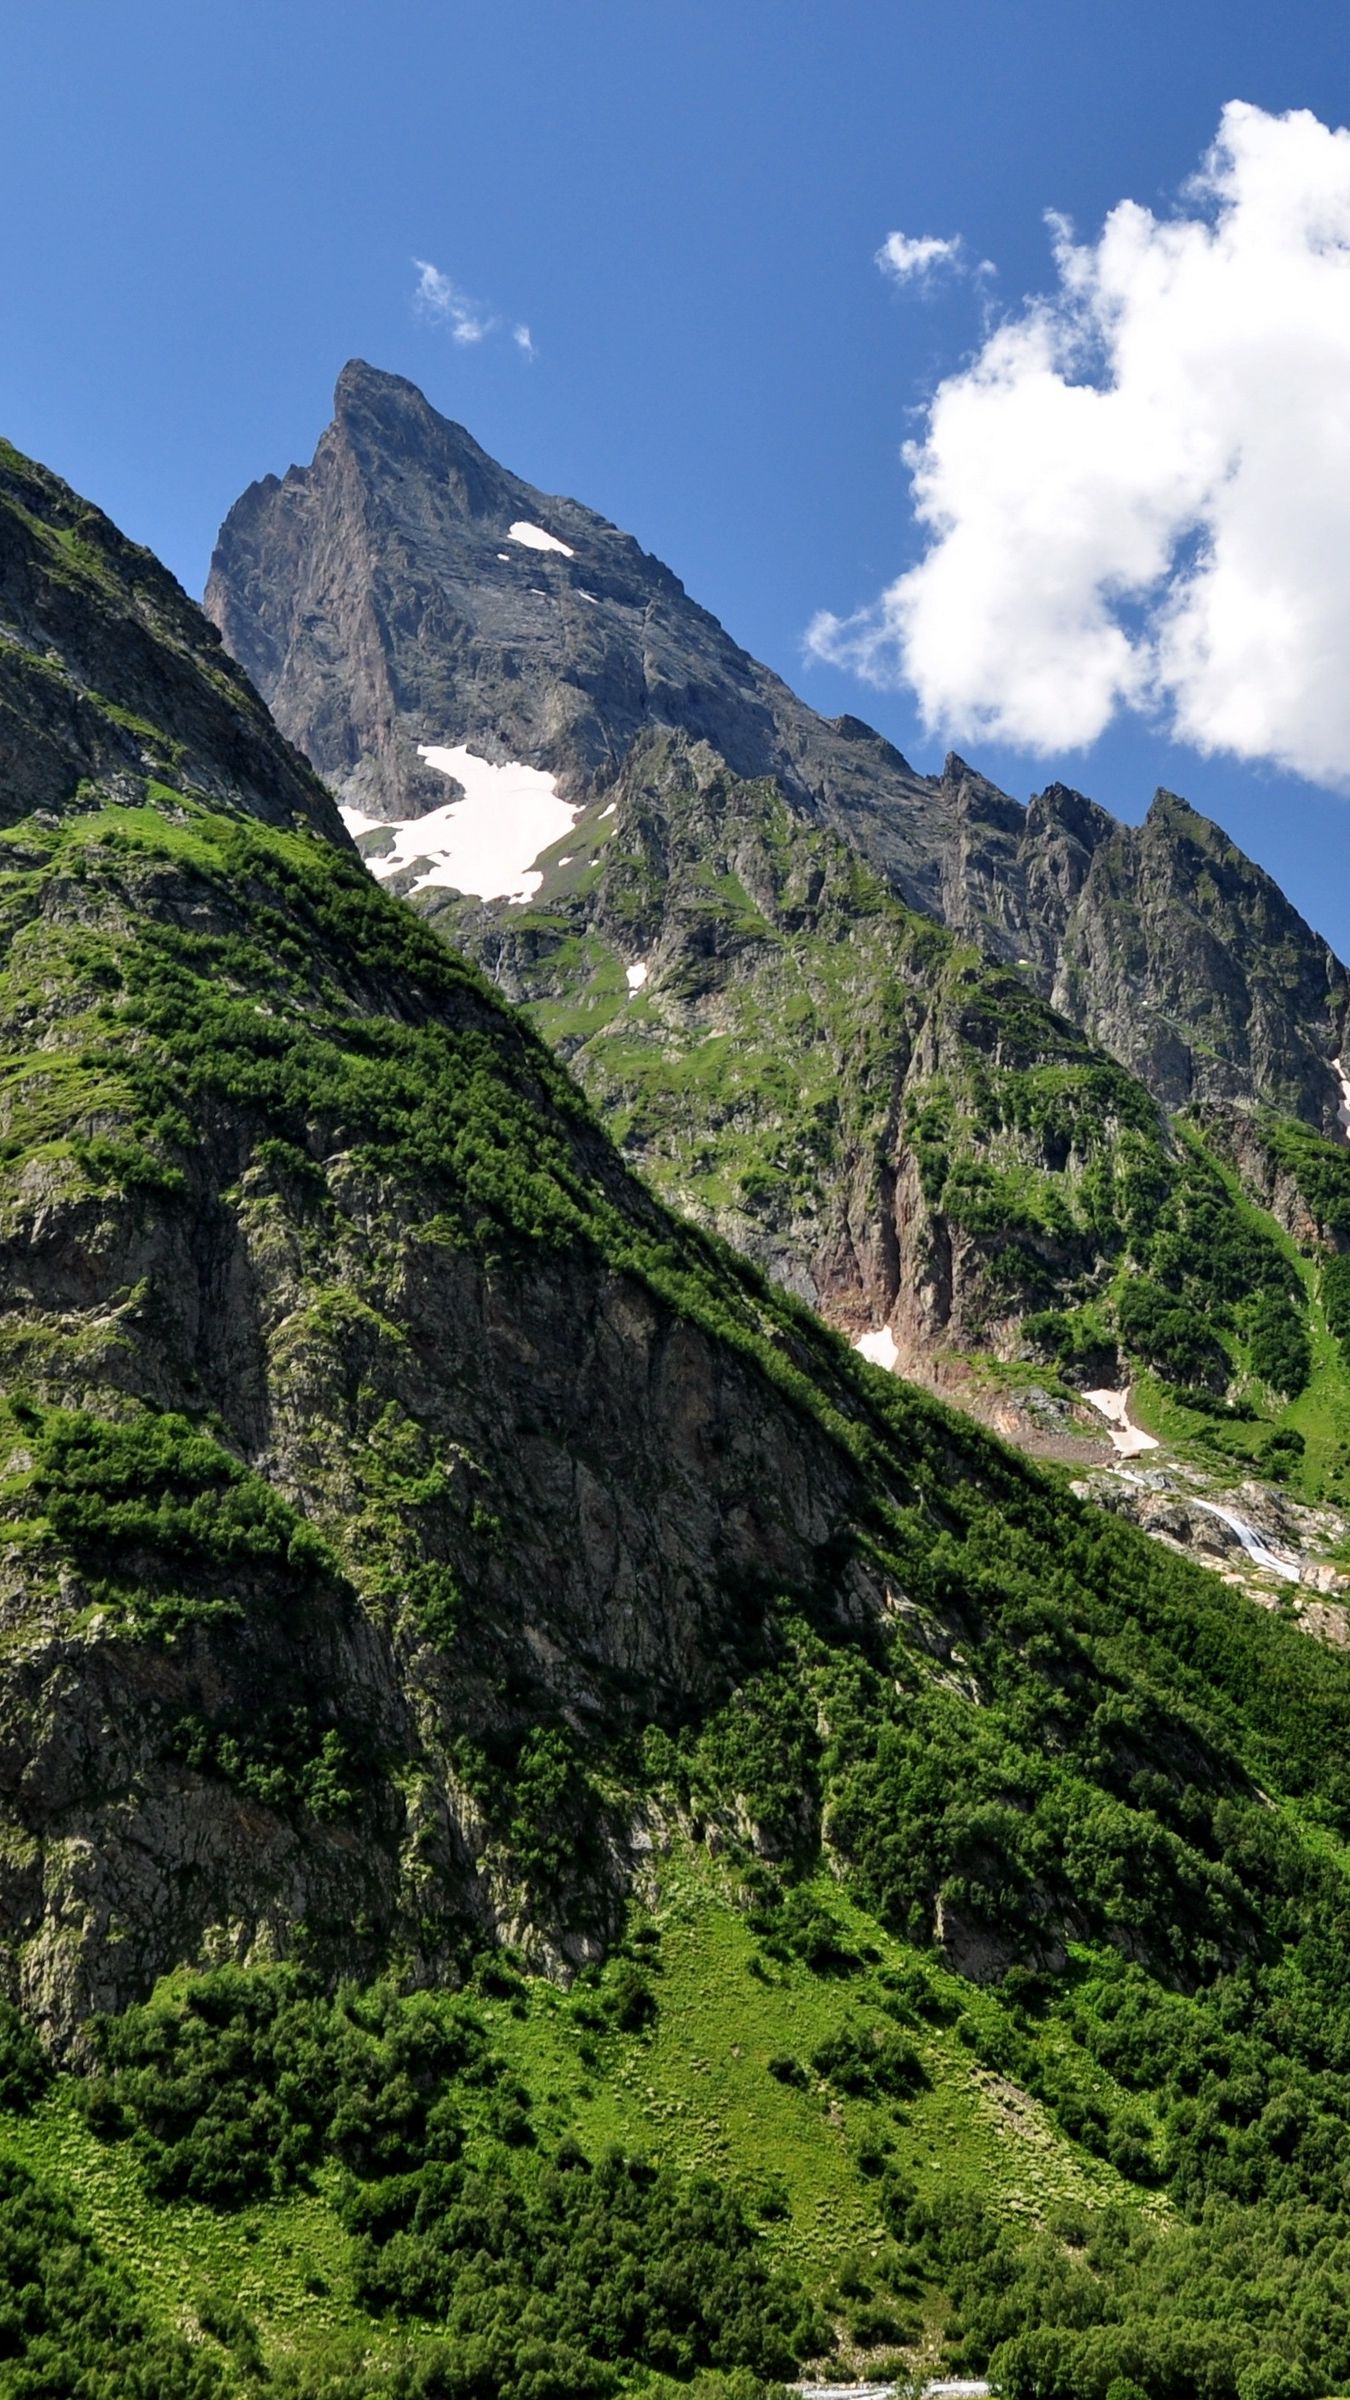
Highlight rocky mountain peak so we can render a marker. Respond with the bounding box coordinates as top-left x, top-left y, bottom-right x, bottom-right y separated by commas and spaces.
1146, 784, 1201, 824
205, 366, 1350, 1133
329, 358, 538, 524
1026, 781, 1115, 852
204, 367, 957, 904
